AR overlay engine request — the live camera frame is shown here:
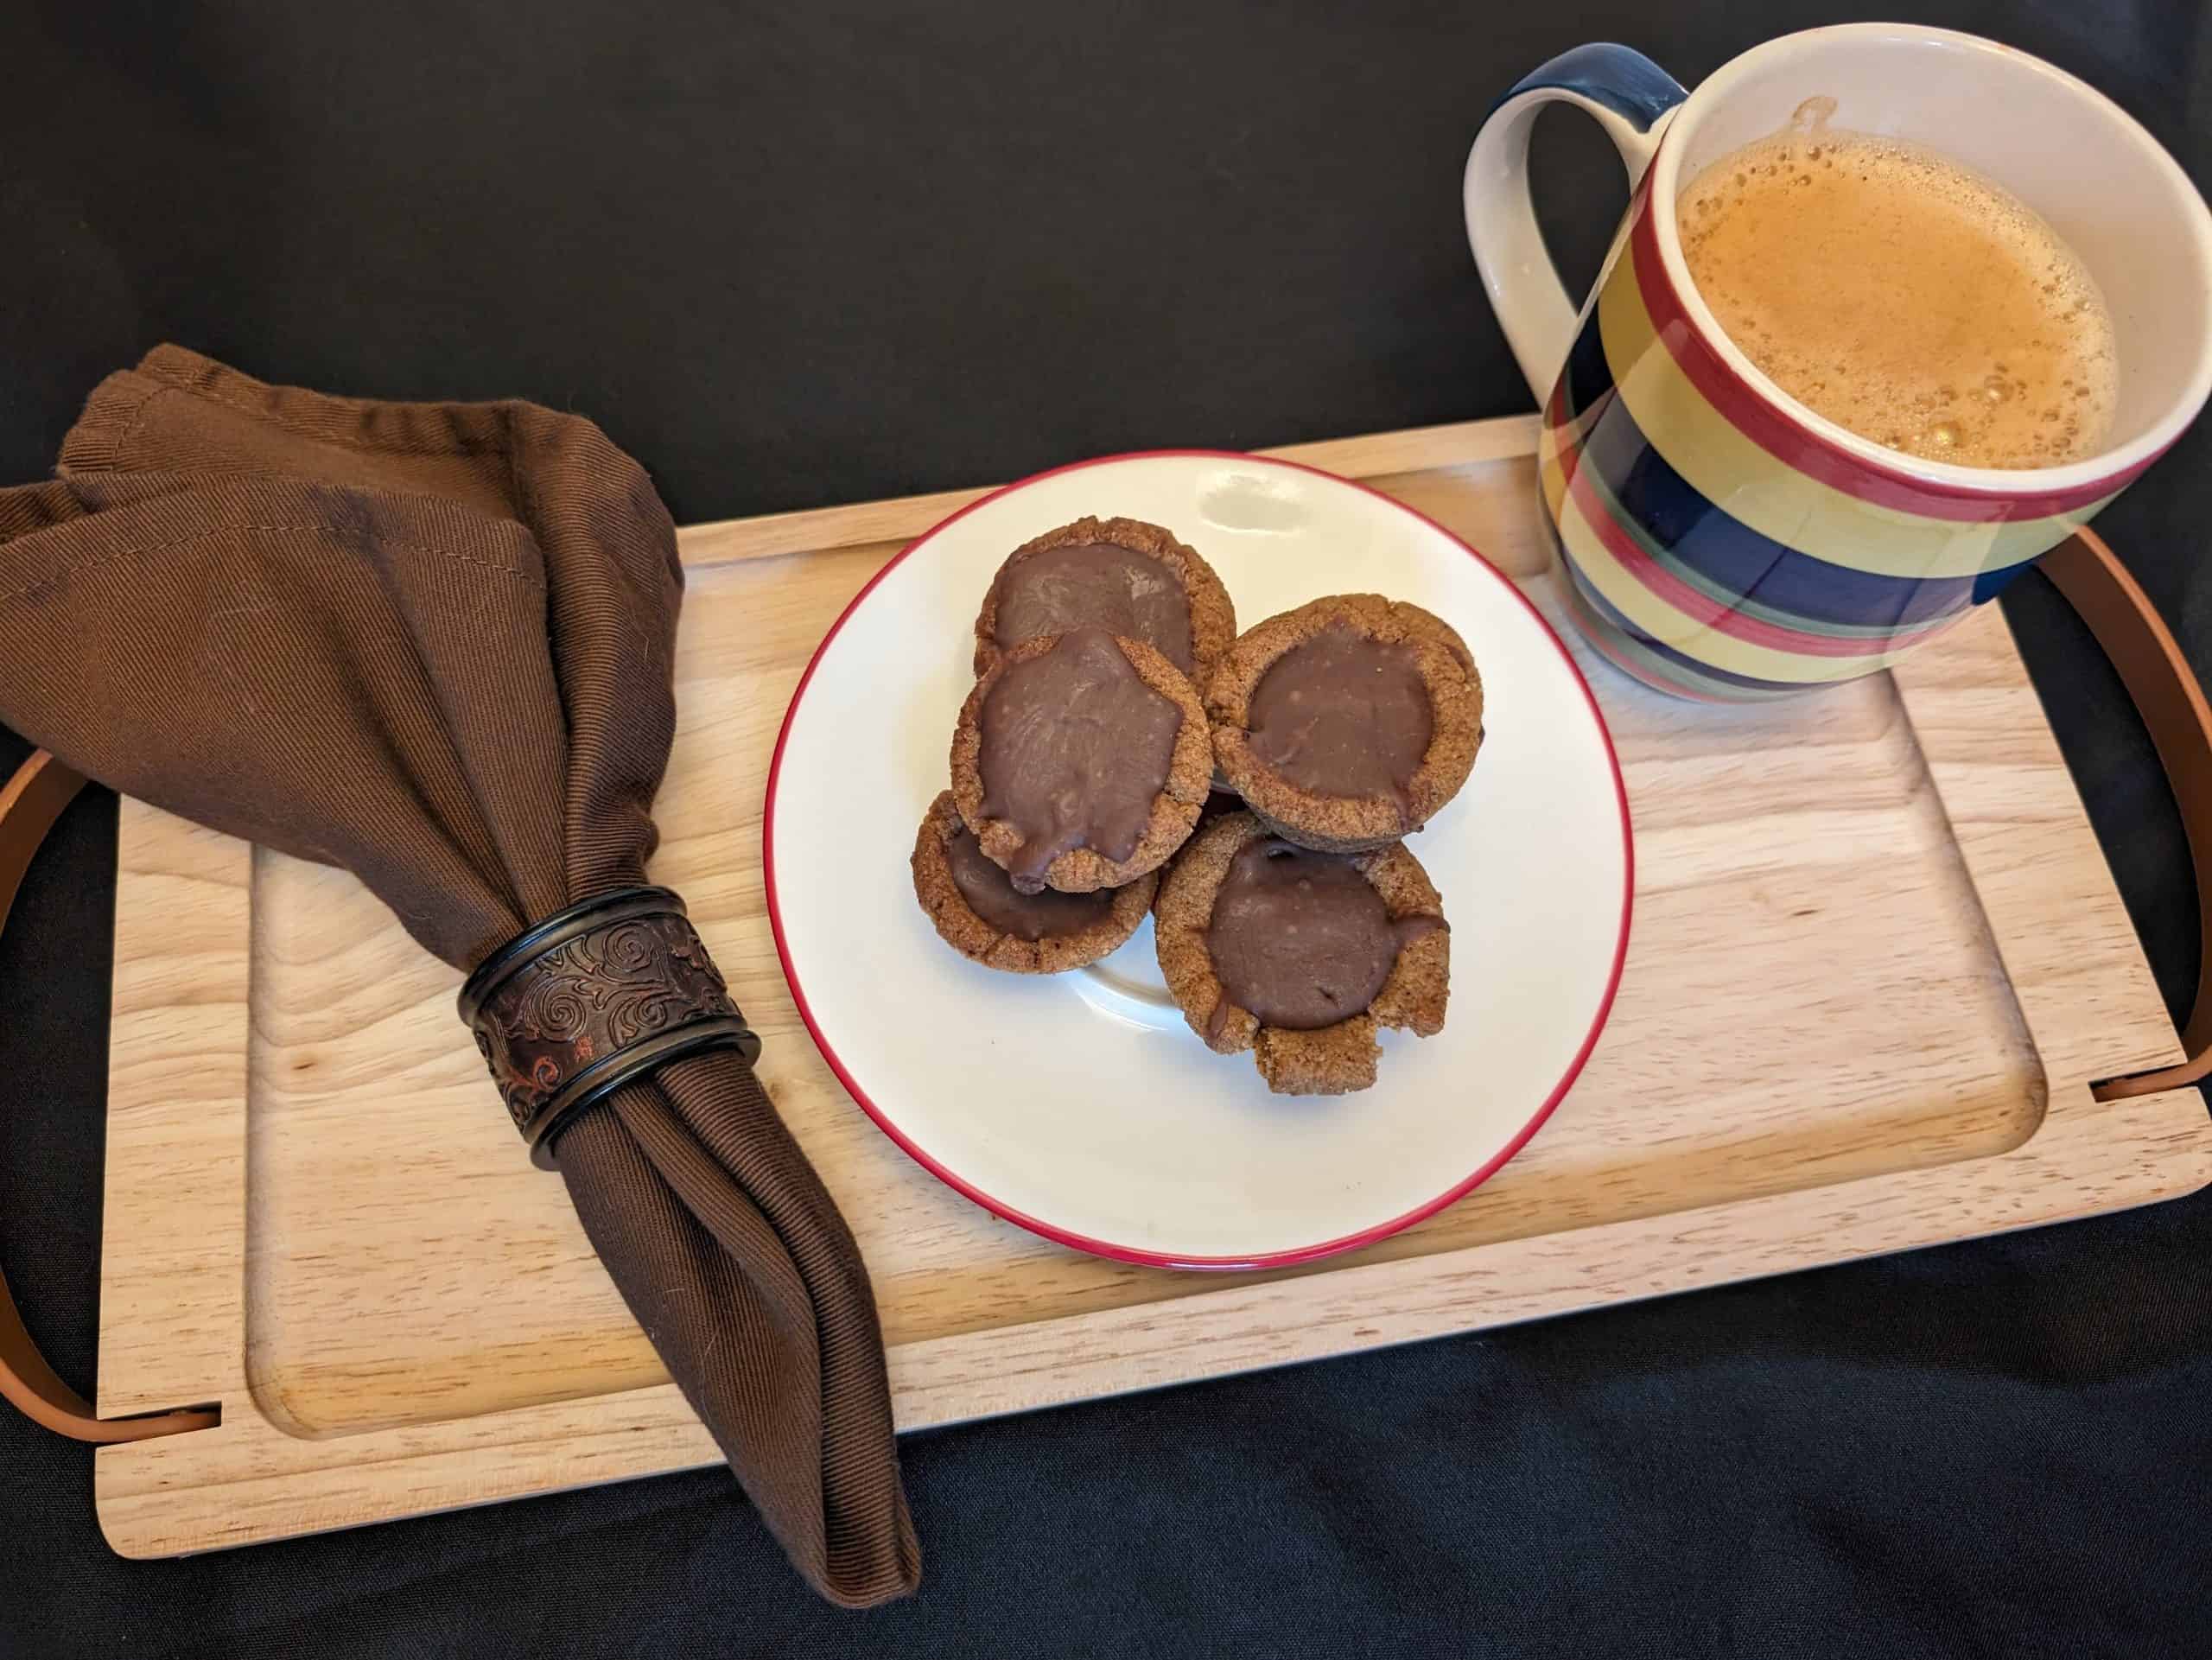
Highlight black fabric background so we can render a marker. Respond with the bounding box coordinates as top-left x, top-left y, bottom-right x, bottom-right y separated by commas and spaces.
3, 3, 2209, 1655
